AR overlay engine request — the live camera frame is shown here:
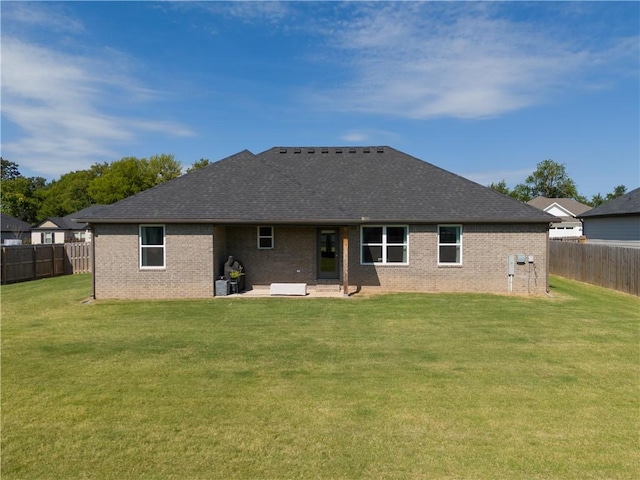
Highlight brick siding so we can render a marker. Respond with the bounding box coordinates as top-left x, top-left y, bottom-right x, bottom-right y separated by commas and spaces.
348, 224, 548, 294
94, 224, 214, 299
93, 223, 548, 298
